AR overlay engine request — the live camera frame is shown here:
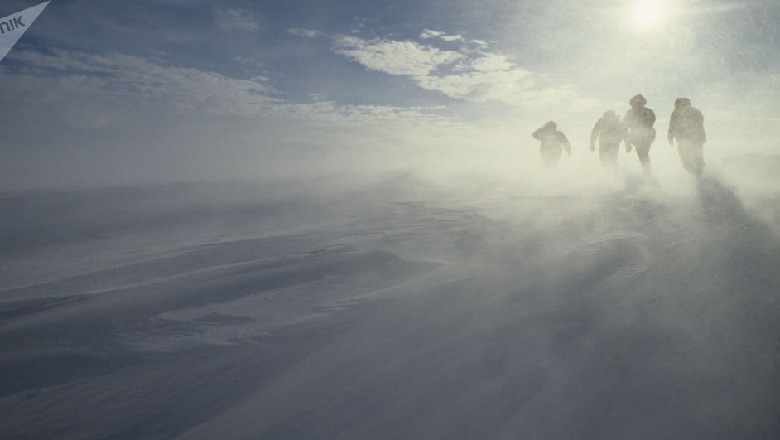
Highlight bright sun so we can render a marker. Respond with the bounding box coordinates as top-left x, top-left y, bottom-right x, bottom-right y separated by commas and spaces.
630, 0, 672, 31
